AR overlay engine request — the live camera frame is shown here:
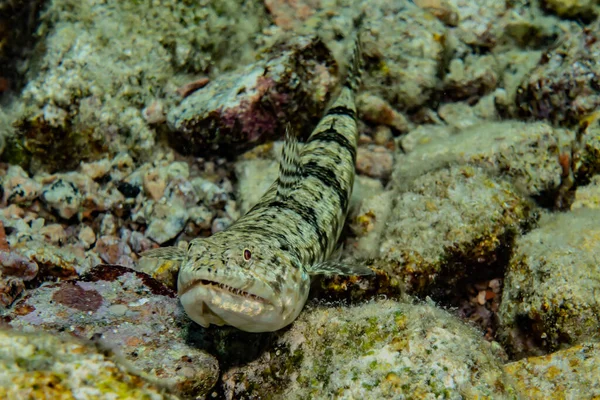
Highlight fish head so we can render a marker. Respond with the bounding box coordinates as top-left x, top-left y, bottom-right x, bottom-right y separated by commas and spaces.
177, 237, 311, 332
